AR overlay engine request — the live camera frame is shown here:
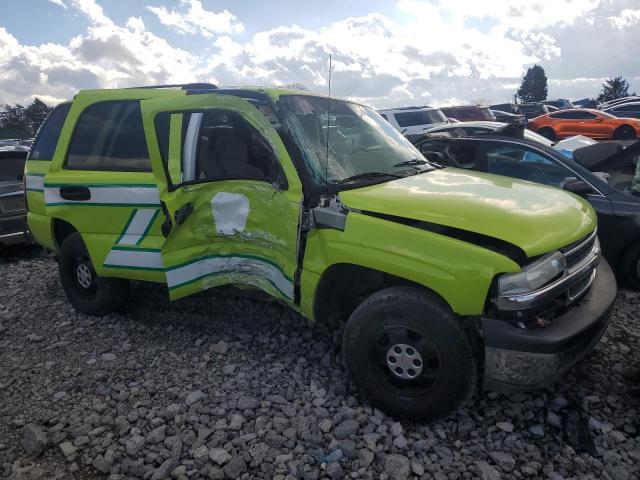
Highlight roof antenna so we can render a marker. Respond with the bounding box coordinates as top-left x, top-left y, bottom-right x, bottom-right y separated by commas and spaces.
324, 53, 332, 191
